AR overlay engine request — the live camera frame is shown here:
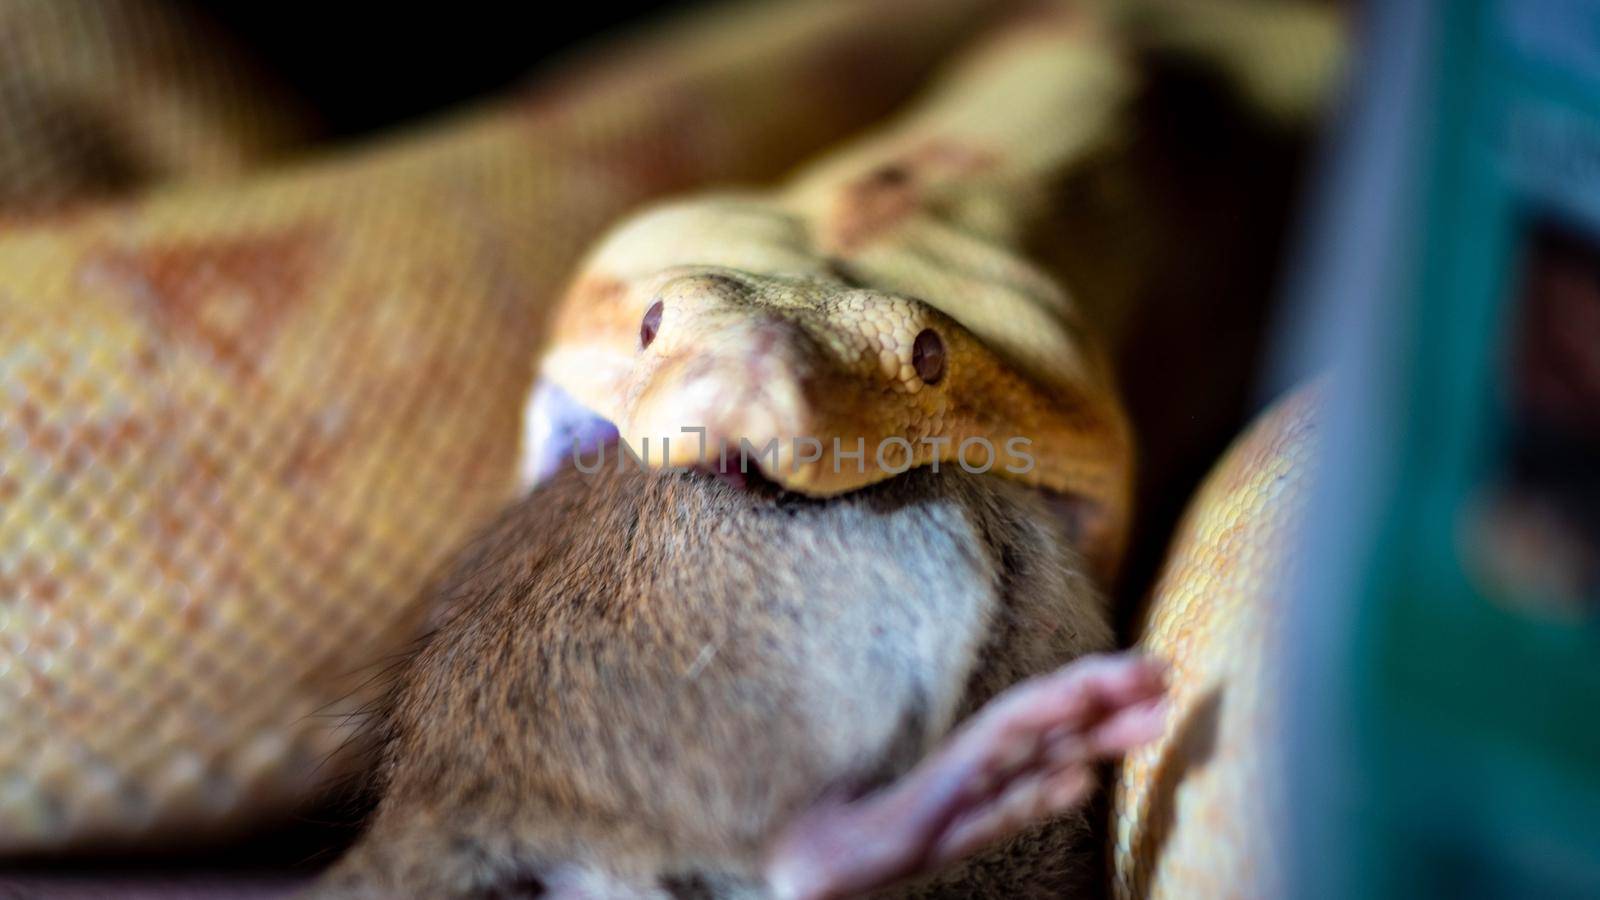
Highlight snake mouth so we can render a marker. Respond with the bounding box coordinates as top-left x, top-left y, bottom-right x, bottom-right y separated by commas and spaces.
616, 415, 819, 487
696, 454, 784, 493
